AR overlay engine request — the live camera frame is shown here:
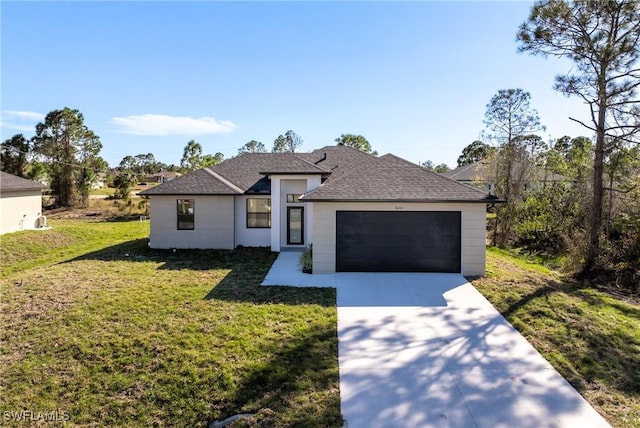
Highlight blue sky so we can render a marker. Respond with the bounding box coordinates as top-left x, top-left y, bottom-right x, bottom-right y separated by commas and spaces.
1, 1, 592, 168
